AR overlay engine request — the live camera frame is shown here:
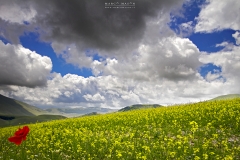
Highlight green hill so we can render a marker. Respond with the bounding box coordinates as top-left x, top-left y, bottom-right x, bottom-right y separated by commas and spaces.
45, 107, 117, 117
0, 94, 49, 116
0, 114, 66, 128
0, 94, 66, 128
82, 112, 100, 117
1, 99, 240, 159
119, 104, 162, 112
210, 94, 240, 101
